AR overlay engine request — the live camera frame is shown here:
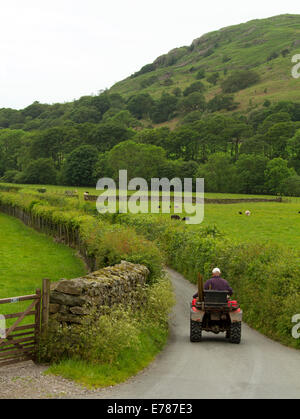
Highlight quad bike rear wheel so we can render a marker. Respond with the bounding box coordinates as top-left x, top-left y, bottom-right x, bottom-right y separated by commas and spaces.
190, 320, 202, 342
229, 321, 241, 344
